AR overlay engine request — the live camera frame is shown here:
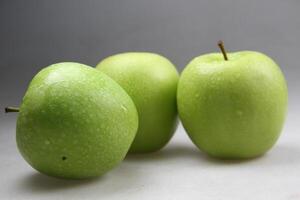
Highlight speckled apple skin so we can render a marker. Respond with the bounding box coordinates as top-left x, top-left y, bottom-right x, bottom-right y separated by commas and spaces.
97, 53, 179, 153
16, 62, 138, 179
177, 51, 288, 159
